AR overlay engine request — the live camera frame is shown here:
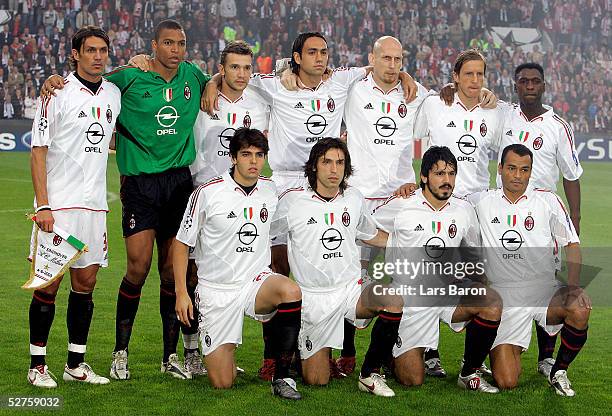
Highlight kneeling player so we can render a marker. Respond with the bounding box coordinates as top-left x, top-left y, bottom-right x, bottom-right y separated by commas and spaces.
373, 146, 501, 393
173, 128, 302, 399
470, 144, 590, 396
271, 138, 403, 396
